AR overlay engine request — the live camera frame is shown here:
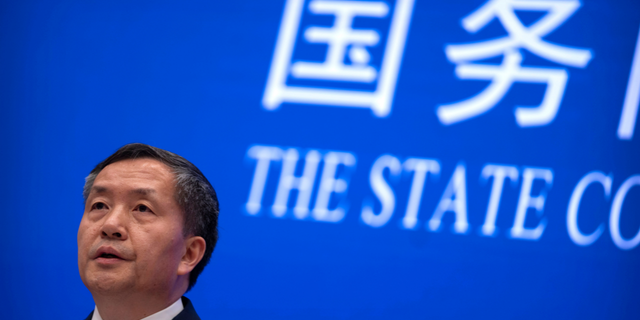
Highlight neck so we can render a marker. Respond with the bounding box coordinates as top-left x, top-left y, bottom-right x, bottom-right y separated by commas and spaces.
92, 280, 187, 320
